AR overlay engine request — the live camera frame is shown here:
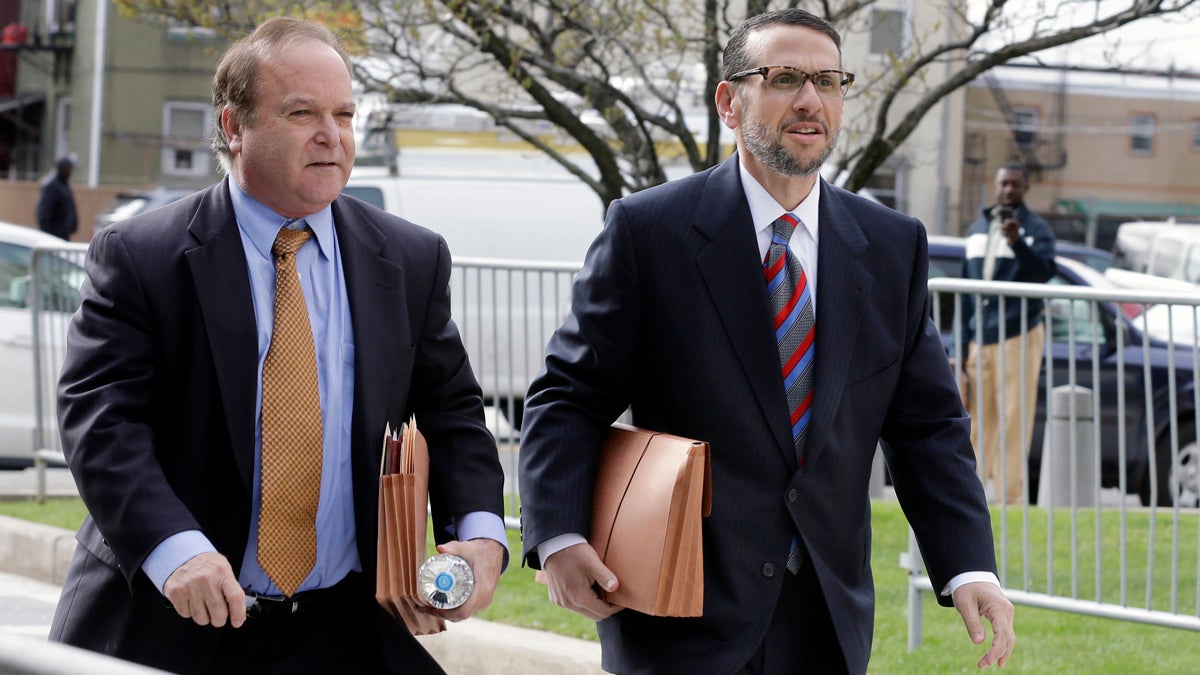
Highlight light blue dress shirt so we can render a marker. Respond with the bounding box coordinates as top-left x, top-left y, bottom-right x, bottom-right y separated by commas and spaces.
143, 178, 506, 596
